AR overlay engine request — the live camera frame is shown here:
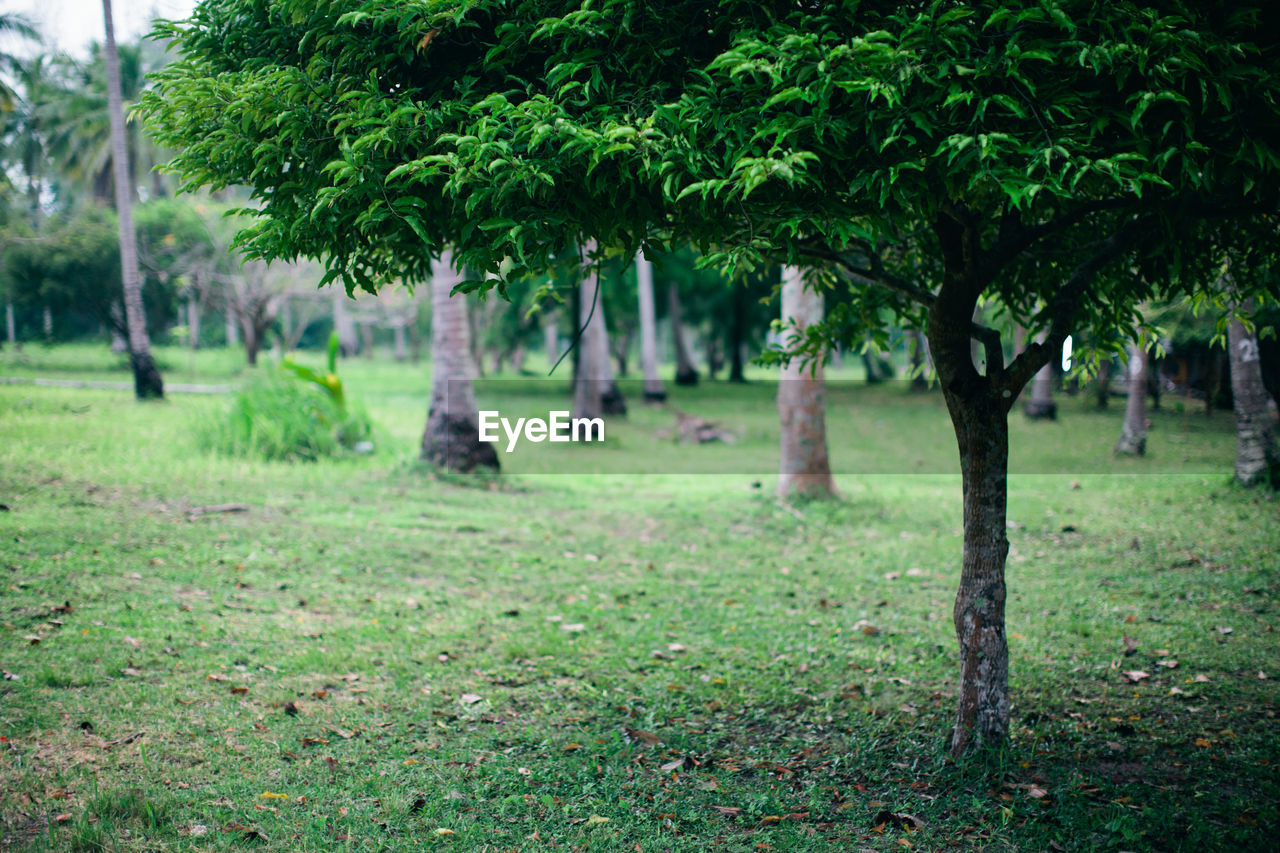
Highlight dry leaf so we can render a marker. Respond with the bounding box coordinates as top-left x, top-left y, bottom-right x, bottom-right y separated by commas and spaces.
259, 791, 288, 800
709, 805, 741, 817
1157, 659, 1179, 669
459, 693, 482, 705
585, 814, 609, 825
561, 623, 586, 633
1216, 626, 1234, 635
1120, 670, 1149, 683
625, 728, 662, 746
1027, 786, 1048, 799
123, 636, 142, 649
